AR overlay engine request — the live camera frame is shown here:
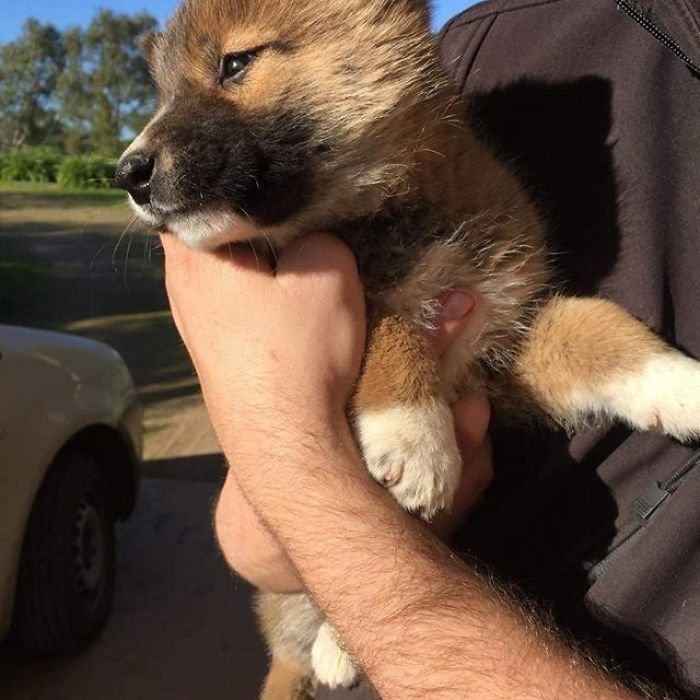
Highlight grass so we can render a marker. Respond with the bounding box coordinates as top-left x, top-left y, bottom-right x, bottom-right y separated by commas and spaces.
0, 180, 125, 207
